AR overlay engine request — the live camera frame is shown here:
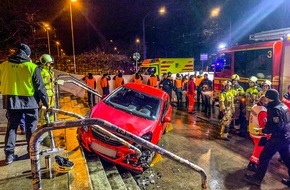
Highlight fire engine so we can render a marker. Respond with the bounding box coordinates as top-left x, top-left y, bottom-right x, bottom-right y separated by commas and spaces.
212, 28, 290, 100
